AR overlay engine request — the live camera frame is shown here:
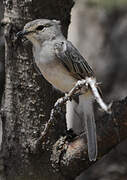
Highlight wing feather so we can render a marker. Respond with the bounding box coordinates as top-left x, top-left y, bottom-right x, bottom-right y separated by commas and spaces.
54, 41, 94, 80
